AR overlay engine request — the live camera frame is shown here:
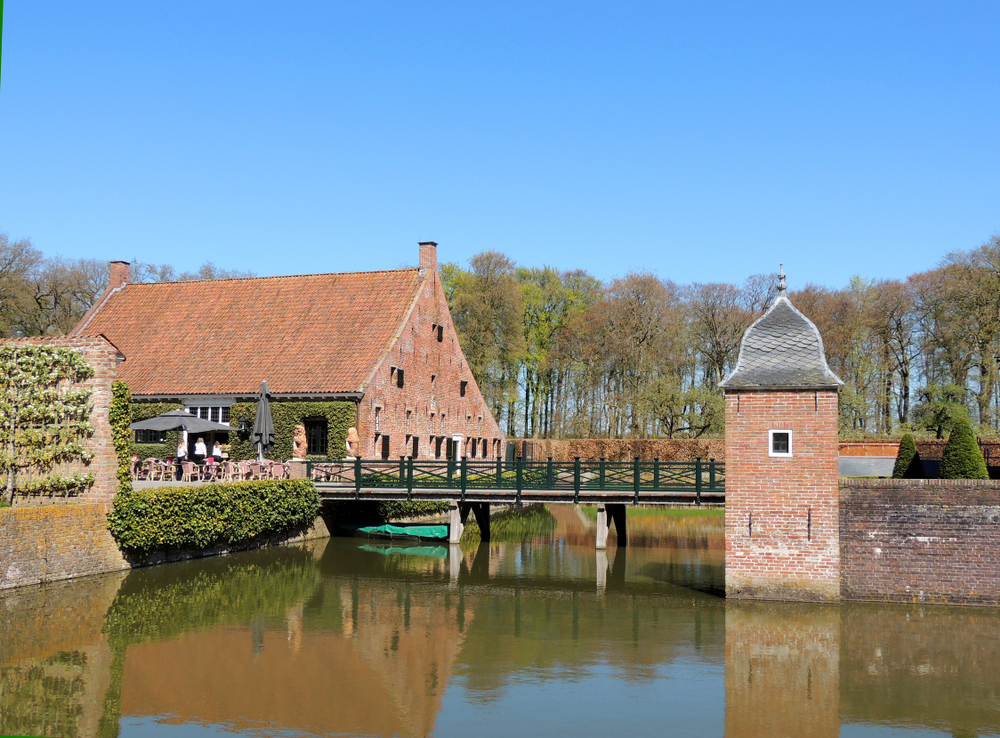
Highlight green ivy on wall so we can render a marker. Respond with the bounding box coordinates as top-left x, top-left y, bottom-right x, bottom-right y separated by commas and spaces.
227, 401, 356, 462
111, 382, 133, 497
0, 345, 96, 504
